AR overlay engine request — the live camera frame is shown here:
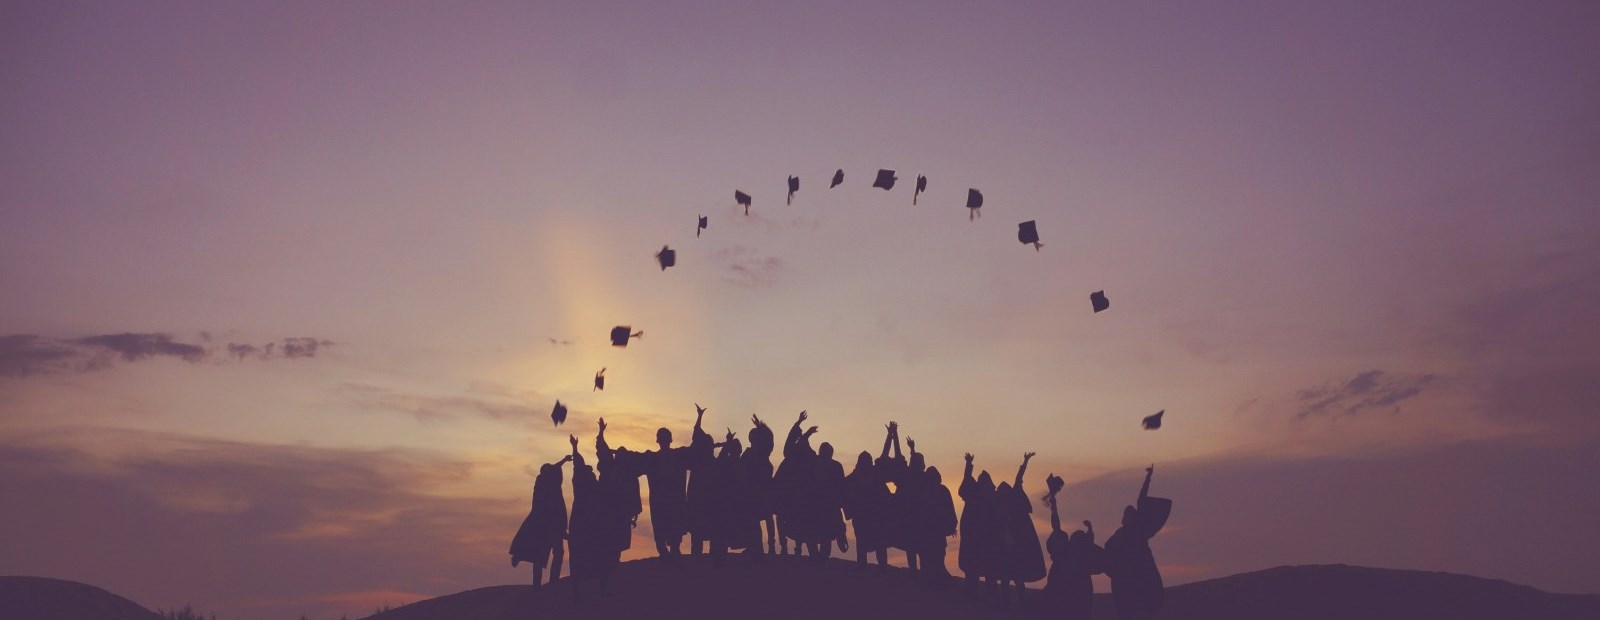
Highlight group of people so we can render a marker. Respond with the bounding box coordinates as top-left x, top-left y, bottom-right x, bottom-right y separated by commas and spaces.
508, 407, 1170, 619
